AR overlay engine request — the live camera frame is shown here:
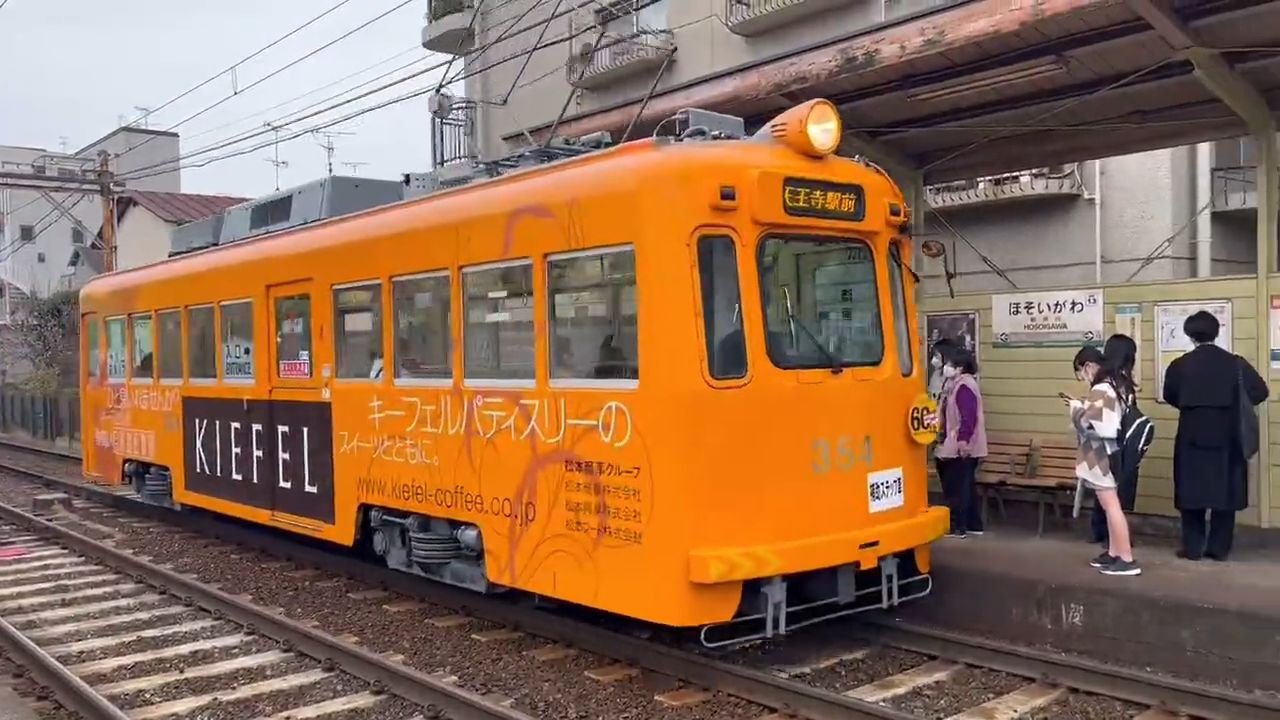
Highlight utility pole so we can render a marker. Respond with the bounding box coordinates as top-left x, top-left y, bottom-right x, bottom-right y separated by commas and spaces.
313, 130, 354, 176
264, 122, 289, 191
97, 151, 117, 273
0, 158, 118, 273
